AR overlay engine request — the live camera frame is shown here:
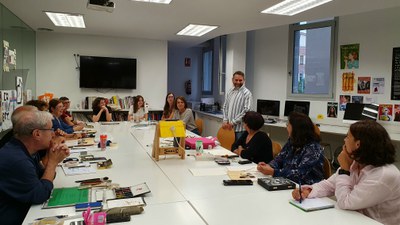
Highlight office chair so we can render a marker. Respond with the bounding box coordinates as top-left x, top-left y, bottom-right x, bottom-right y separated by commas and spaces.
272, 141, 282, 158
195, 119, 204, 136
217, 127, 235, 150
